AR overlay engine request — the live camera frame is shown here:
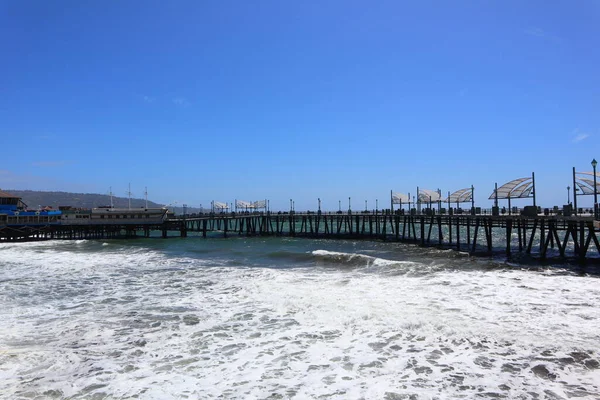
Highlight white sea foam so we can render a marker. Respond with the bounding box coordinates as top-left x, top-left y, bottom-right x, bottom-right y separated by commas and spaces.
1, 240, 599, 399
311, 249, 418, 269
